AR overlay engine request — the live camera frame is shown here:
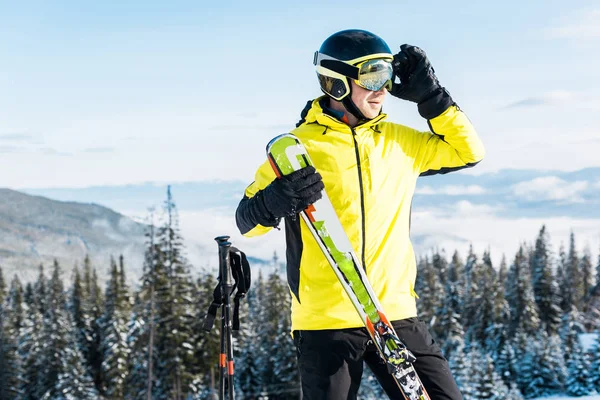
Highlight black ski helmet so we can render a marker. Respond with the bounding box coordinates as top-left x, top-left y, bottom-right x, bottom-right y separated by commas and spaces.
314, 29, 393, 111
